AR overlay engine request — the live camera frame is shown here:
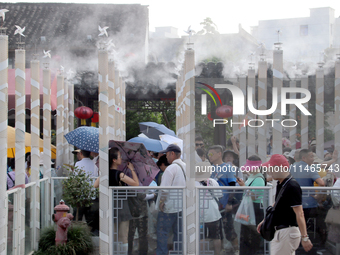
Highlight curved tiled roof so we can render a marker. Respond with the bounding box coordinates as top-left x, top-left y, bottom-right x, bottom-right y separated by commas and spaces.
2, 2, 148, 50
